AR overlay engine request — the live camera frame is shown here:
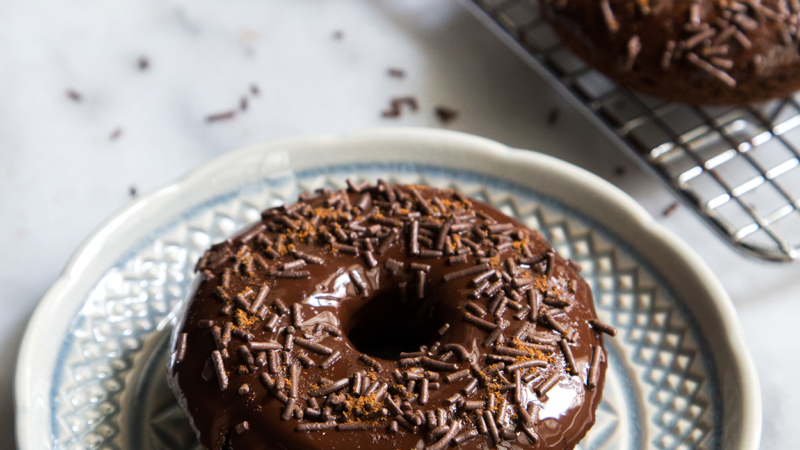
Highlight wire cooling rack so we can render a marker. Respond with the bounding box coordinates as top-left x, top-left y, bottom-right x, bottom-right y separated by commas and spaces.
464, 0, 800, 262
